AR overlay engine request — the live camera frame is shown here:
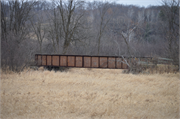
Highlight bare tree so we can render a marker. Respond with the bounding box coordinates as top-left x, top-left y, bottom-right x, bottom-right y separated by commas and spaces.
30, 10, 46, 53
159, 0, 179, 65
57, 0, 87, 54
5, 0, 37, 43
45, 0, 63, 53
1, 0, 38, 71
96, 1, 111, 55
117, 8, 143, 56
